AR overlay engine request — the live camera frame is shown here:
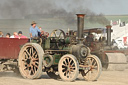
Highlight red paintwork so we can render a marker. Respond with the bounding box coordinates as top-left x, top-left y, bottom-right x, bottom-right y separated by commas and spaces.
0, 38, 29, 59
